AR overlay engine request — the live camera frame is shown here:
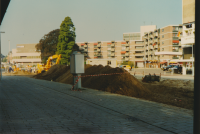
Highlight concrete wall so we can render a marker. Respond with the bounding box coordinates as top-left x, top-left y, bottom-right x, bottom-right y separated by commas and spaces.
182, 0, 195, 24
